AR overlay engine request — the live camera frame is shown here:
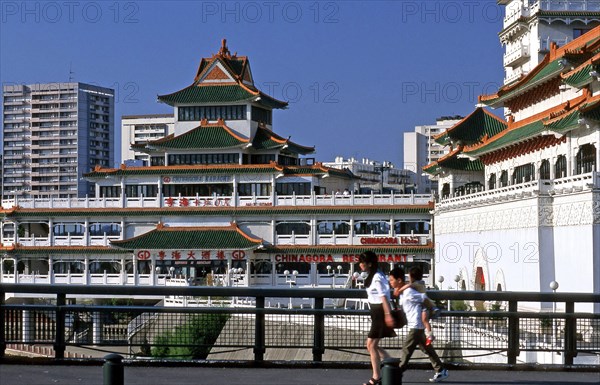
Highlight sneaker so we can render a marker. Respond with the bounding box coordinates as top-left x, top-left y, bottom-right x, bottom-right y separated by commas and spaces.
430, 307, 441, 319
425, 335, 435, 346
429, 369, 449, 383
